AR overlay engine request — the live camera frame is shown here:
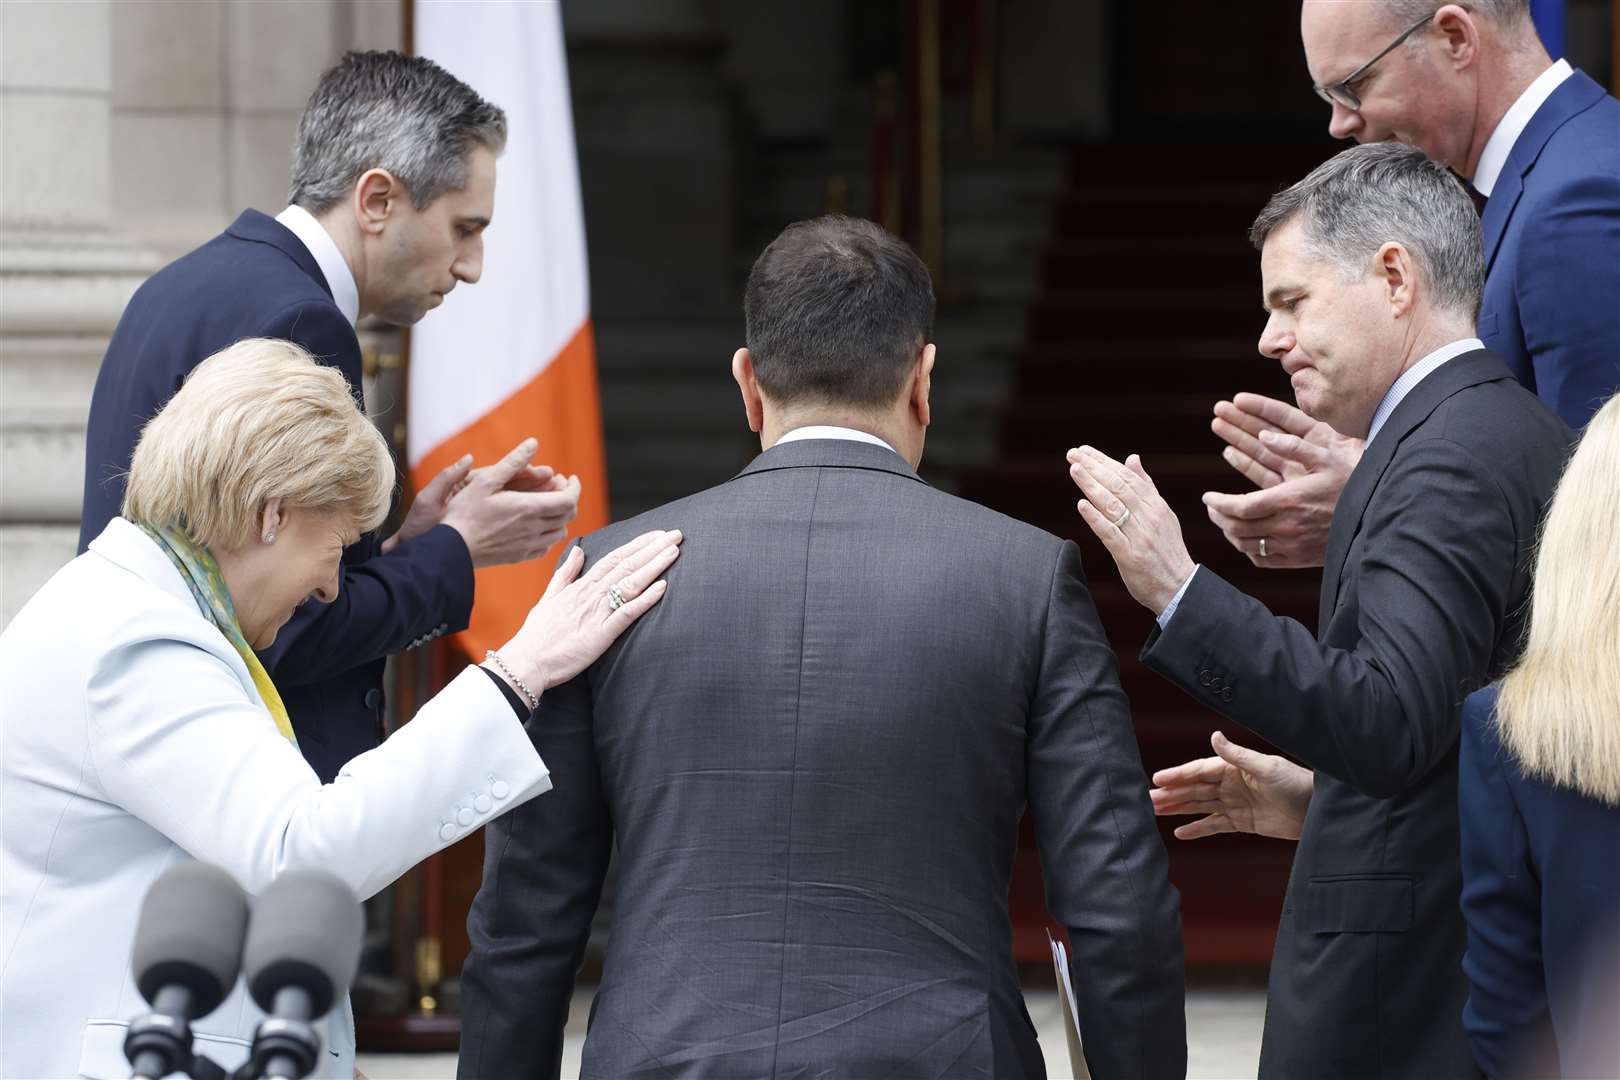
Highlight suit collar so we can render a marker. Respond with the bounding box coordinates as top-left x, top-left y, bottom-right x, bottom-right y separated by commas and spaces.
225, 208, 334, 301
733, 437, 926, 484
1321, 349, 1517, 604
1481, 69, 1608, 272
274, 205, 359, 326
1472, 59, 1572, 198
87, 517, 202, 612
